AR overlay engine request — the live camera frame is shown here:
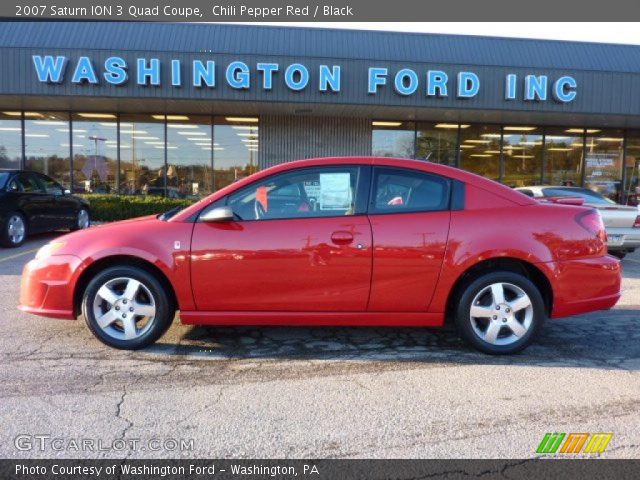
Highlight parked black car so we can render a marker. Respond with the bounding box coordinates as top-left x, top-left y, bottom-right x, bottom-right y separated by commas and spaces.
0, 170, 90, 247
